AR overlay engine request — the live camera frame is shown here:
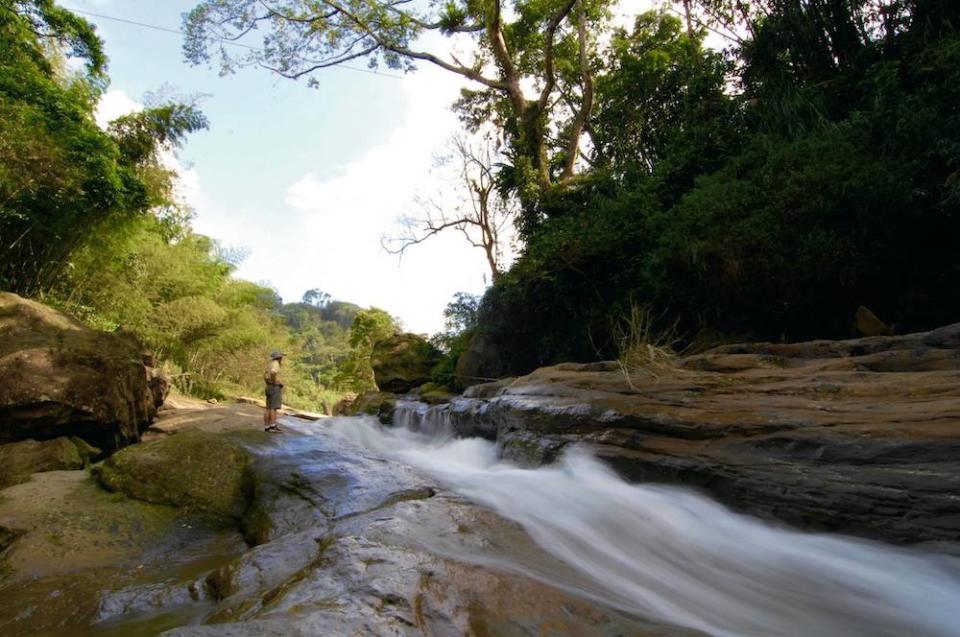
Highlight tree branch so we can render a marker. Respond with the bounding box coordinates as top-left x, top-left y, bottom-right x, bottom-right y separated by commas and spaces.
560, 0, 594, 181
537, 0, 578, 111
314, 0, 509, 90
